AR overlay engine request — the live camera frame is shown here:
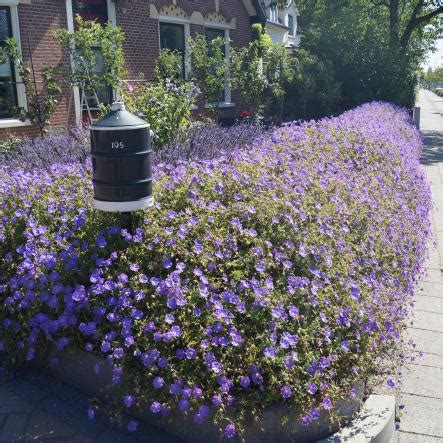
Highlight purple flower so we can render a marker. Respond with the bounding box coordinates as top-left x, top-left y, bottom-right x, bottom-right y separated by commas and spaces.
158, 357, 168, 368
307, 383, 318, 395
350, 284, 361, 301
310, 408, 320, 421
212, 395, 223, 407
124, 395, 135, 408
211, 361, 223, 374
96, 235, 107, 248
181, 386, 192, 399
240, 376, 250, 388
87, 406, 95, 420
153, 376, 164, 389
224, 424, 236, 439
322, 397, 333, 410
264, 346, 277, 358
169, 381, 182, 396
288, 305, 299, 318
186, 348, 197, 360
197, 404, 209, 417
281, 385, 292, 398
387, 378, 396, 389
150, 401, 162, 414
178, 399, 190, 411
256, 261, 267, 272
162, 257, 173, 269
165, 313, 175, 324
